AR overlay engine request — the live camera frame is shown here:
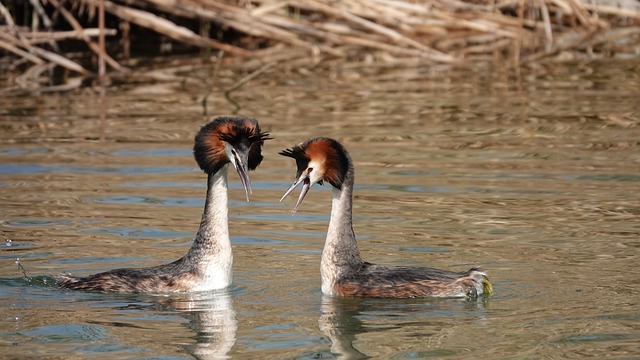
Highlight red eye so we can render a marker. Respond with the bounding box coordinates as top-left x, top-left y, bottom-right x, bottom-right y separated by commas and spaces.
308, 167, 313, 173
